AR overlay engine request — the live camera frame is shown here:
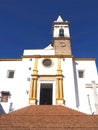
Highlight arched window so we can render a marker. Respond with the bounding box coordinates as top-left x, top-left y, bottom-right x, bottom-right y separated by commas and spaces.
59, 28, 64, 37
